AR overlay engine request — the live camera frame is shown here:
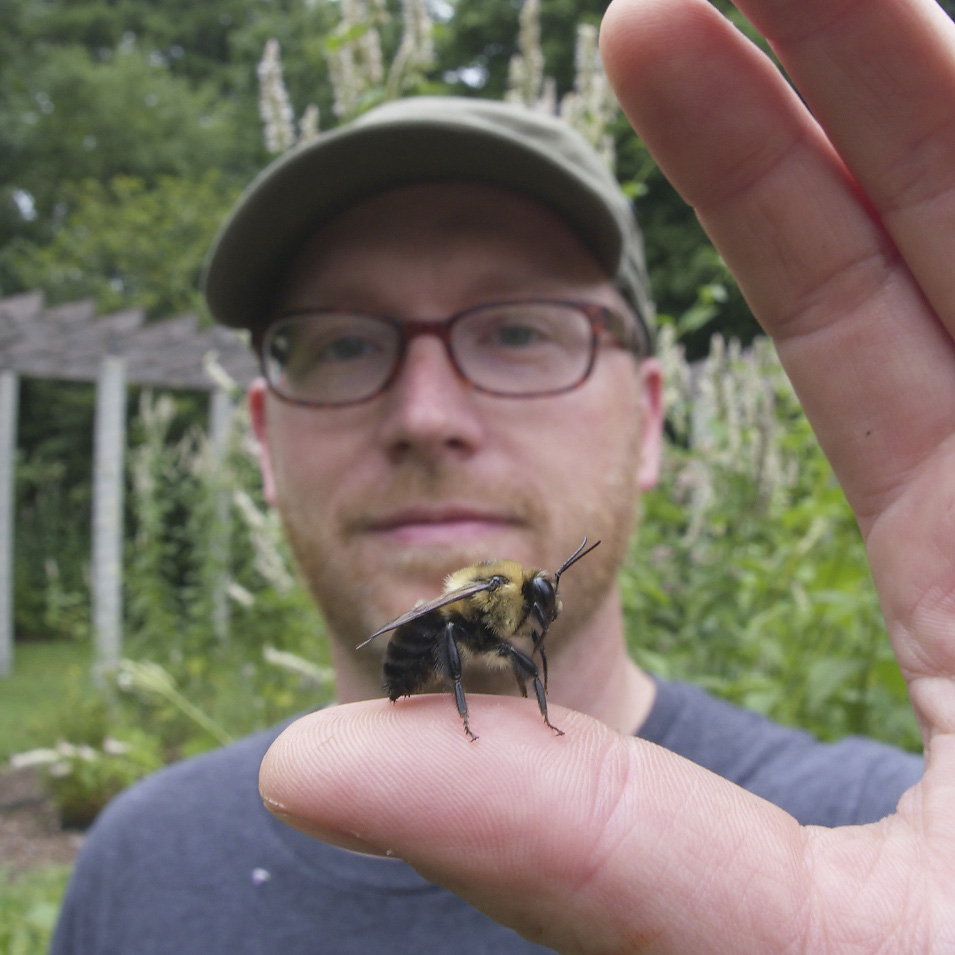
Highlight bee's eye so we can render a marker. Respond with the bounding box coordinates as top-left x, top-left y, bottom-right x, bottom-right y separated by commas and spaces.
528, 576, 557, 612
